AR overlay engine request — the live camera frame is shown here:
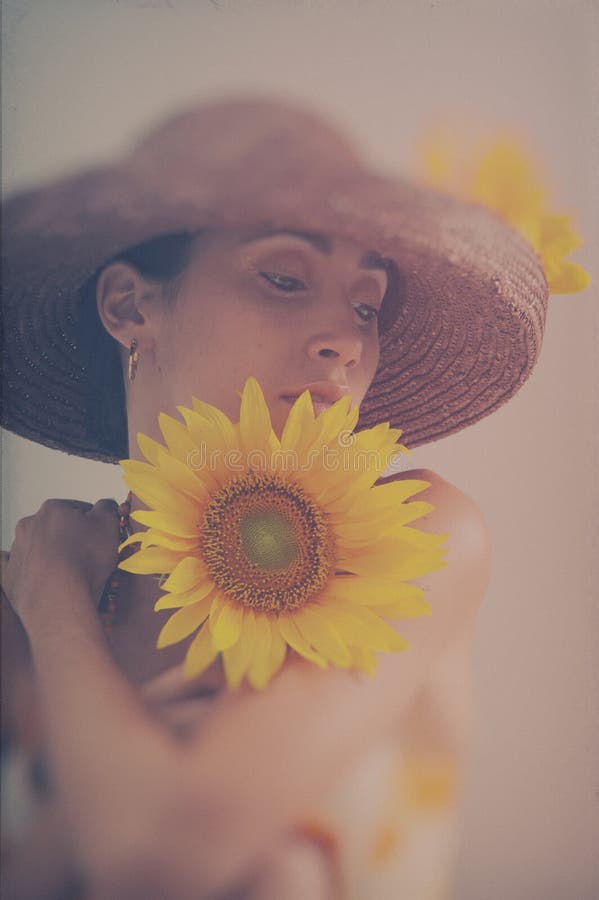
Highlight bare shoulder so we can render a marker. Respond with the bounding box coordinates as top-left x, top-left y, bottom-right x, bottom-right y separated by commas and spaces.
385, 466, 491, 544
384, 467, 492, 616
